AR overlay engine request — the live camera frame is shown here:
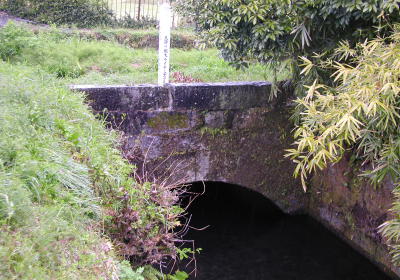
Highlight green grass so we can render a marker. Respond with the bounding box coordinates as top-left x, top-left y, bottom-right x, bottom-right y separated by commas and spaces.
1, 23, 287, 85
0, 24, 147, 280
0, 64, 177, 280
69, 48, 284, 85
0, 62, 129, 279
